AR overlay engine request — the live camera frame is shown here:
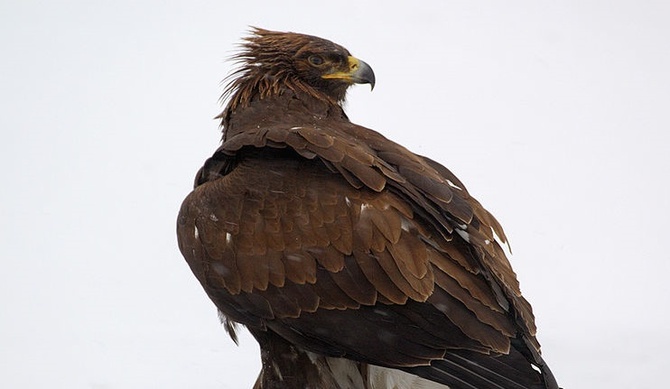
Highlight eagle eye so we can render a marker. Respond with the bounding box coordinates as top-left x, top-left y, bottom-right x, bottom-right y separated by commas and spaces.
308, 55, 325, 66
